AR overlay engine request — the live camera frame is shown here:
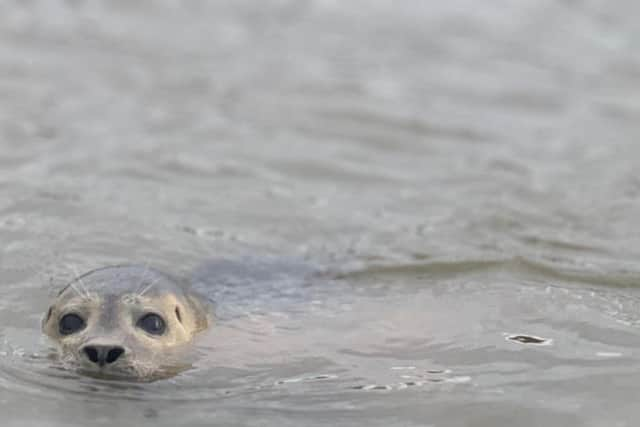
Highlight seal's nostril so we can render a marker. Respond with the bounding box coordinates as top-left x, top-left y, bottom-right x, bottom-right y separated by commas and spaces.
83, 346, 99, 364
82, 345, 125, 366
106, 347, 124, 364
